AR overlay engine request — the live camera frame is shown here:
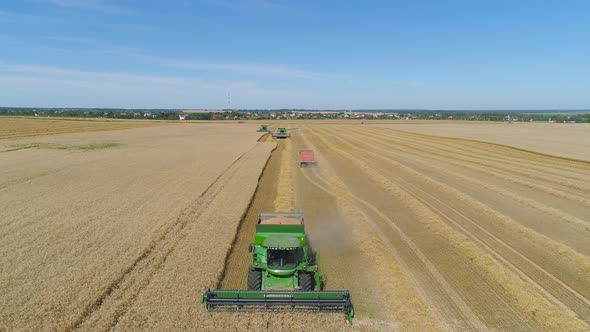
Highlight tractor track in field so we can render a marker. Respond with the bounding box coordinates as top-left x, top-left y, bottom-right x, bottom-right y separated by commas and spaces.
36, 121, 585, 331
336, 126, 590, 235
320, 126, 590, 324
370, 128, 590, 182
0, 118, 162, 140
346, 127, 590, 244
219, 135, 284, 290
306, 127, 534, 331
343, 126, 590, 250
358, 127, 590, 205
215, 123, 590, 330
278, 124, 589, 330
217, 136, 277, 289
295, 130, 482, 330
72, 144, 260, 331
